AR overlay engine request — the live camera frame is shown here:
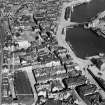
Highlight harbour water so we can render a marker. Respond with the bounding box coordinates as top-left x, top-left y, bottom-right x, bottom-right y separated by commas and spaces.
66, 0, 105, 59
71, 0, 105, 22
